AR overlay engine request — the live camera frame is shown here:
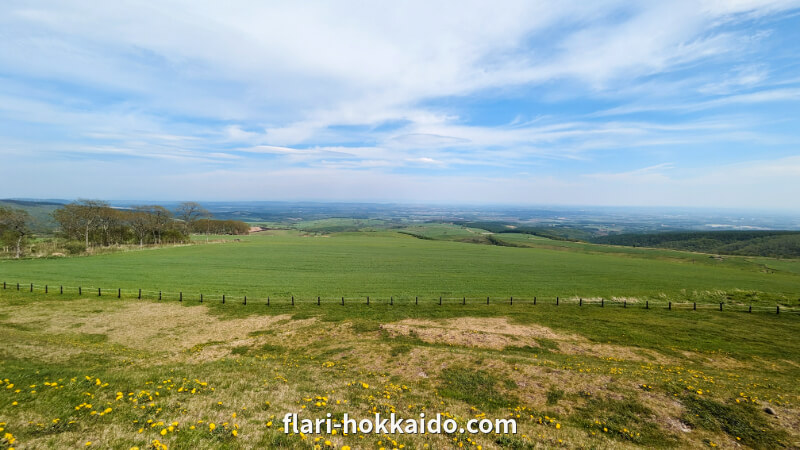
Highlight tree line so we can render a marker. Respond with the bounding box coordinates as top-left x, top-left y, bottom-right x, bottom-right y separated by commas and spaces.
592, 230, 800, 258
0, 200, 249, 258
